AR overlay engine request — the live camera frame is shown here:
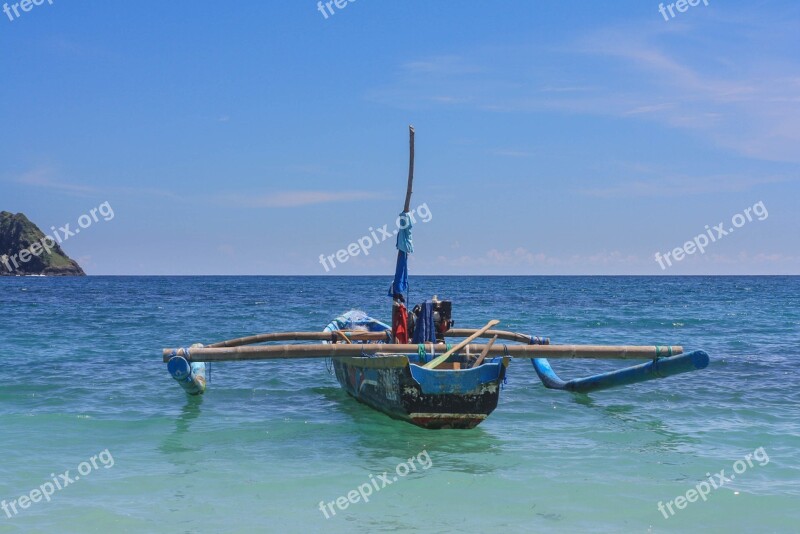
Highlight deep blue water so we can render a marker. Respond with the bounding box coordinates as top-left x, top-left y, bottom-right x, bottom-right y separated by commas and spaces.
1, 276, 798, 533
